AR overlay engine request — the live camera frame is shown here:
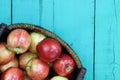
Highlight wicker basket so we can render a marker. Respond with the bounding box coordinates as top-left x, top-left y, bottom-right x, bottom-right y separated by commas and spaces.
0, 23, 86, 80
